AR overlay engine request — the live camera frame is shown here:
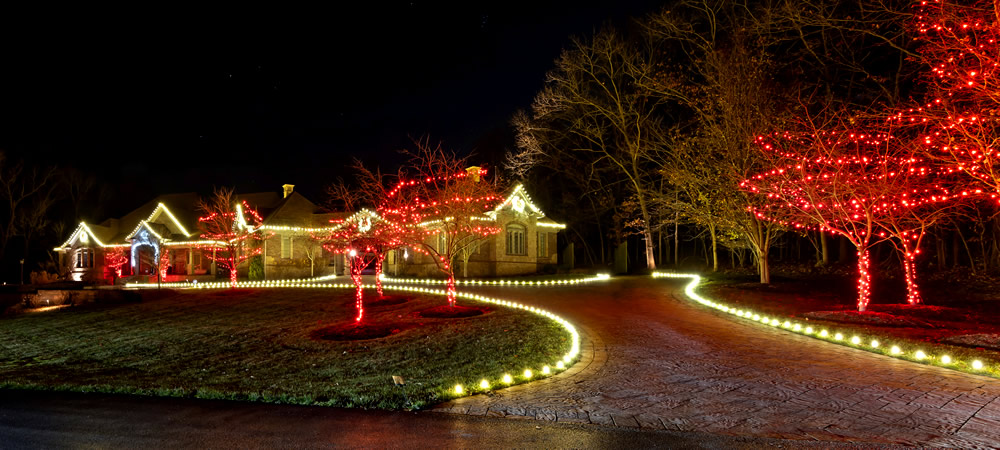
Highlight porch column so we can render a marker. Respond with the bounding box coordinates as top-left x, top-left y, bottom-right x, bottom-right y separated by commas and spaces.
187, 248, 193, 275
211, 249, 217, 275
